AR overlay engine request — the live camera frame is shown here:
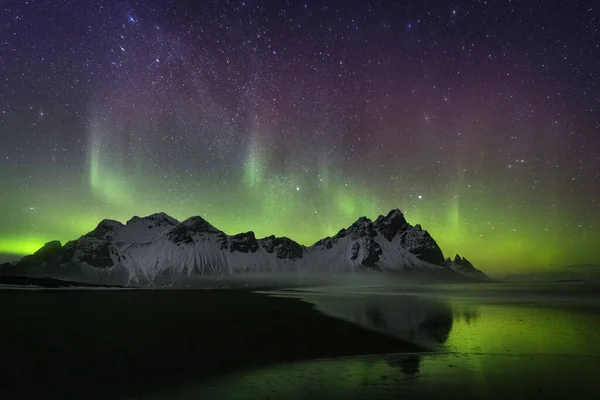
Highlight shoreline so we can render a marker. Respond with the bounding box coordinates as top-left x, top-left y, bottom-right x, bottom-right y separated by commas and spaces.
0, 289, 424, 399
